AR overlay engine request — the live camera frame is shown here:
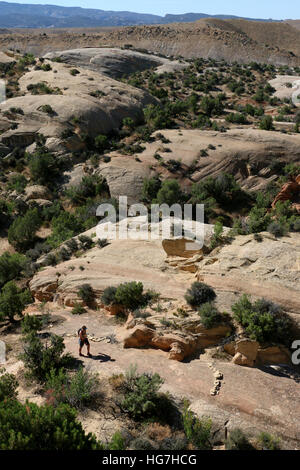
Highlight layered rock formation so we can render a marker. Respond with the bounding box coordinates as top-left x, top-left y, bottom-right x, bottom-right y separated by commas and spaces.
44, 48, 188, 78
0, 58, 158, 153
271, 175, 300, 213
